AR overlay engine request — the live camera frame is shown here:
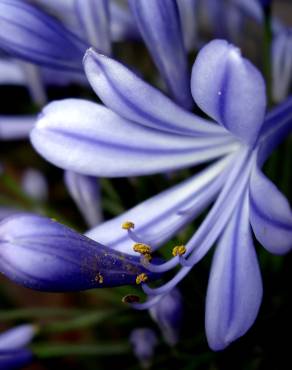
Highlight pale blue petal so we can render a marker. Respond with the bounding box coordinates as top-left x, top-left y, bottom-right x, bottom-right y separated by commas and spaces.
0, 58, 26, 85
0, 115, 35, 140
31, 99, 238, 177
128, 0, 193, 109
110, 1, 140, 41
177, 0, 198, 51
83, 48, 228, 137
206, 193, 262, 350
0, 325, 35, 350
191, 39, 266, 145
249, 165, 292, 254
